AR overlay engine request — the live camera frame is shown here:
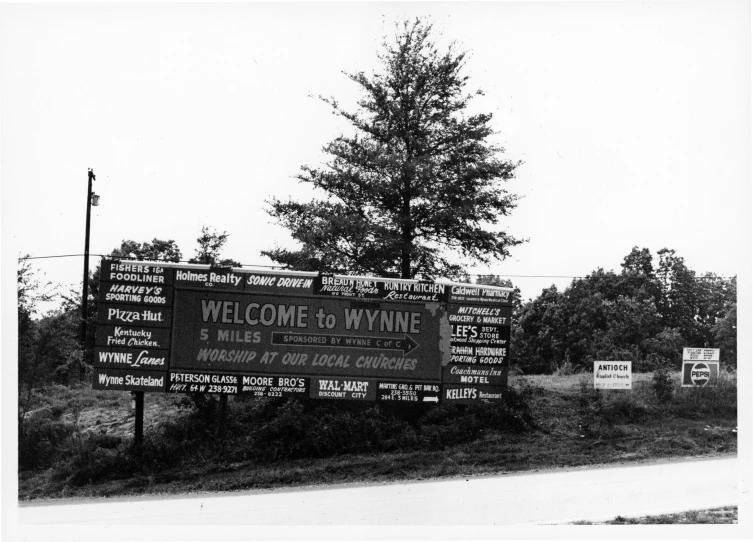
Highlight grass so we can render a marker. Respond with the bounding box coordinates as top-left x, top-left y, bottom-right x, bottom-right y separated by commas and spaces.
18, 371, 737, 502
572, 506, 738, 524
